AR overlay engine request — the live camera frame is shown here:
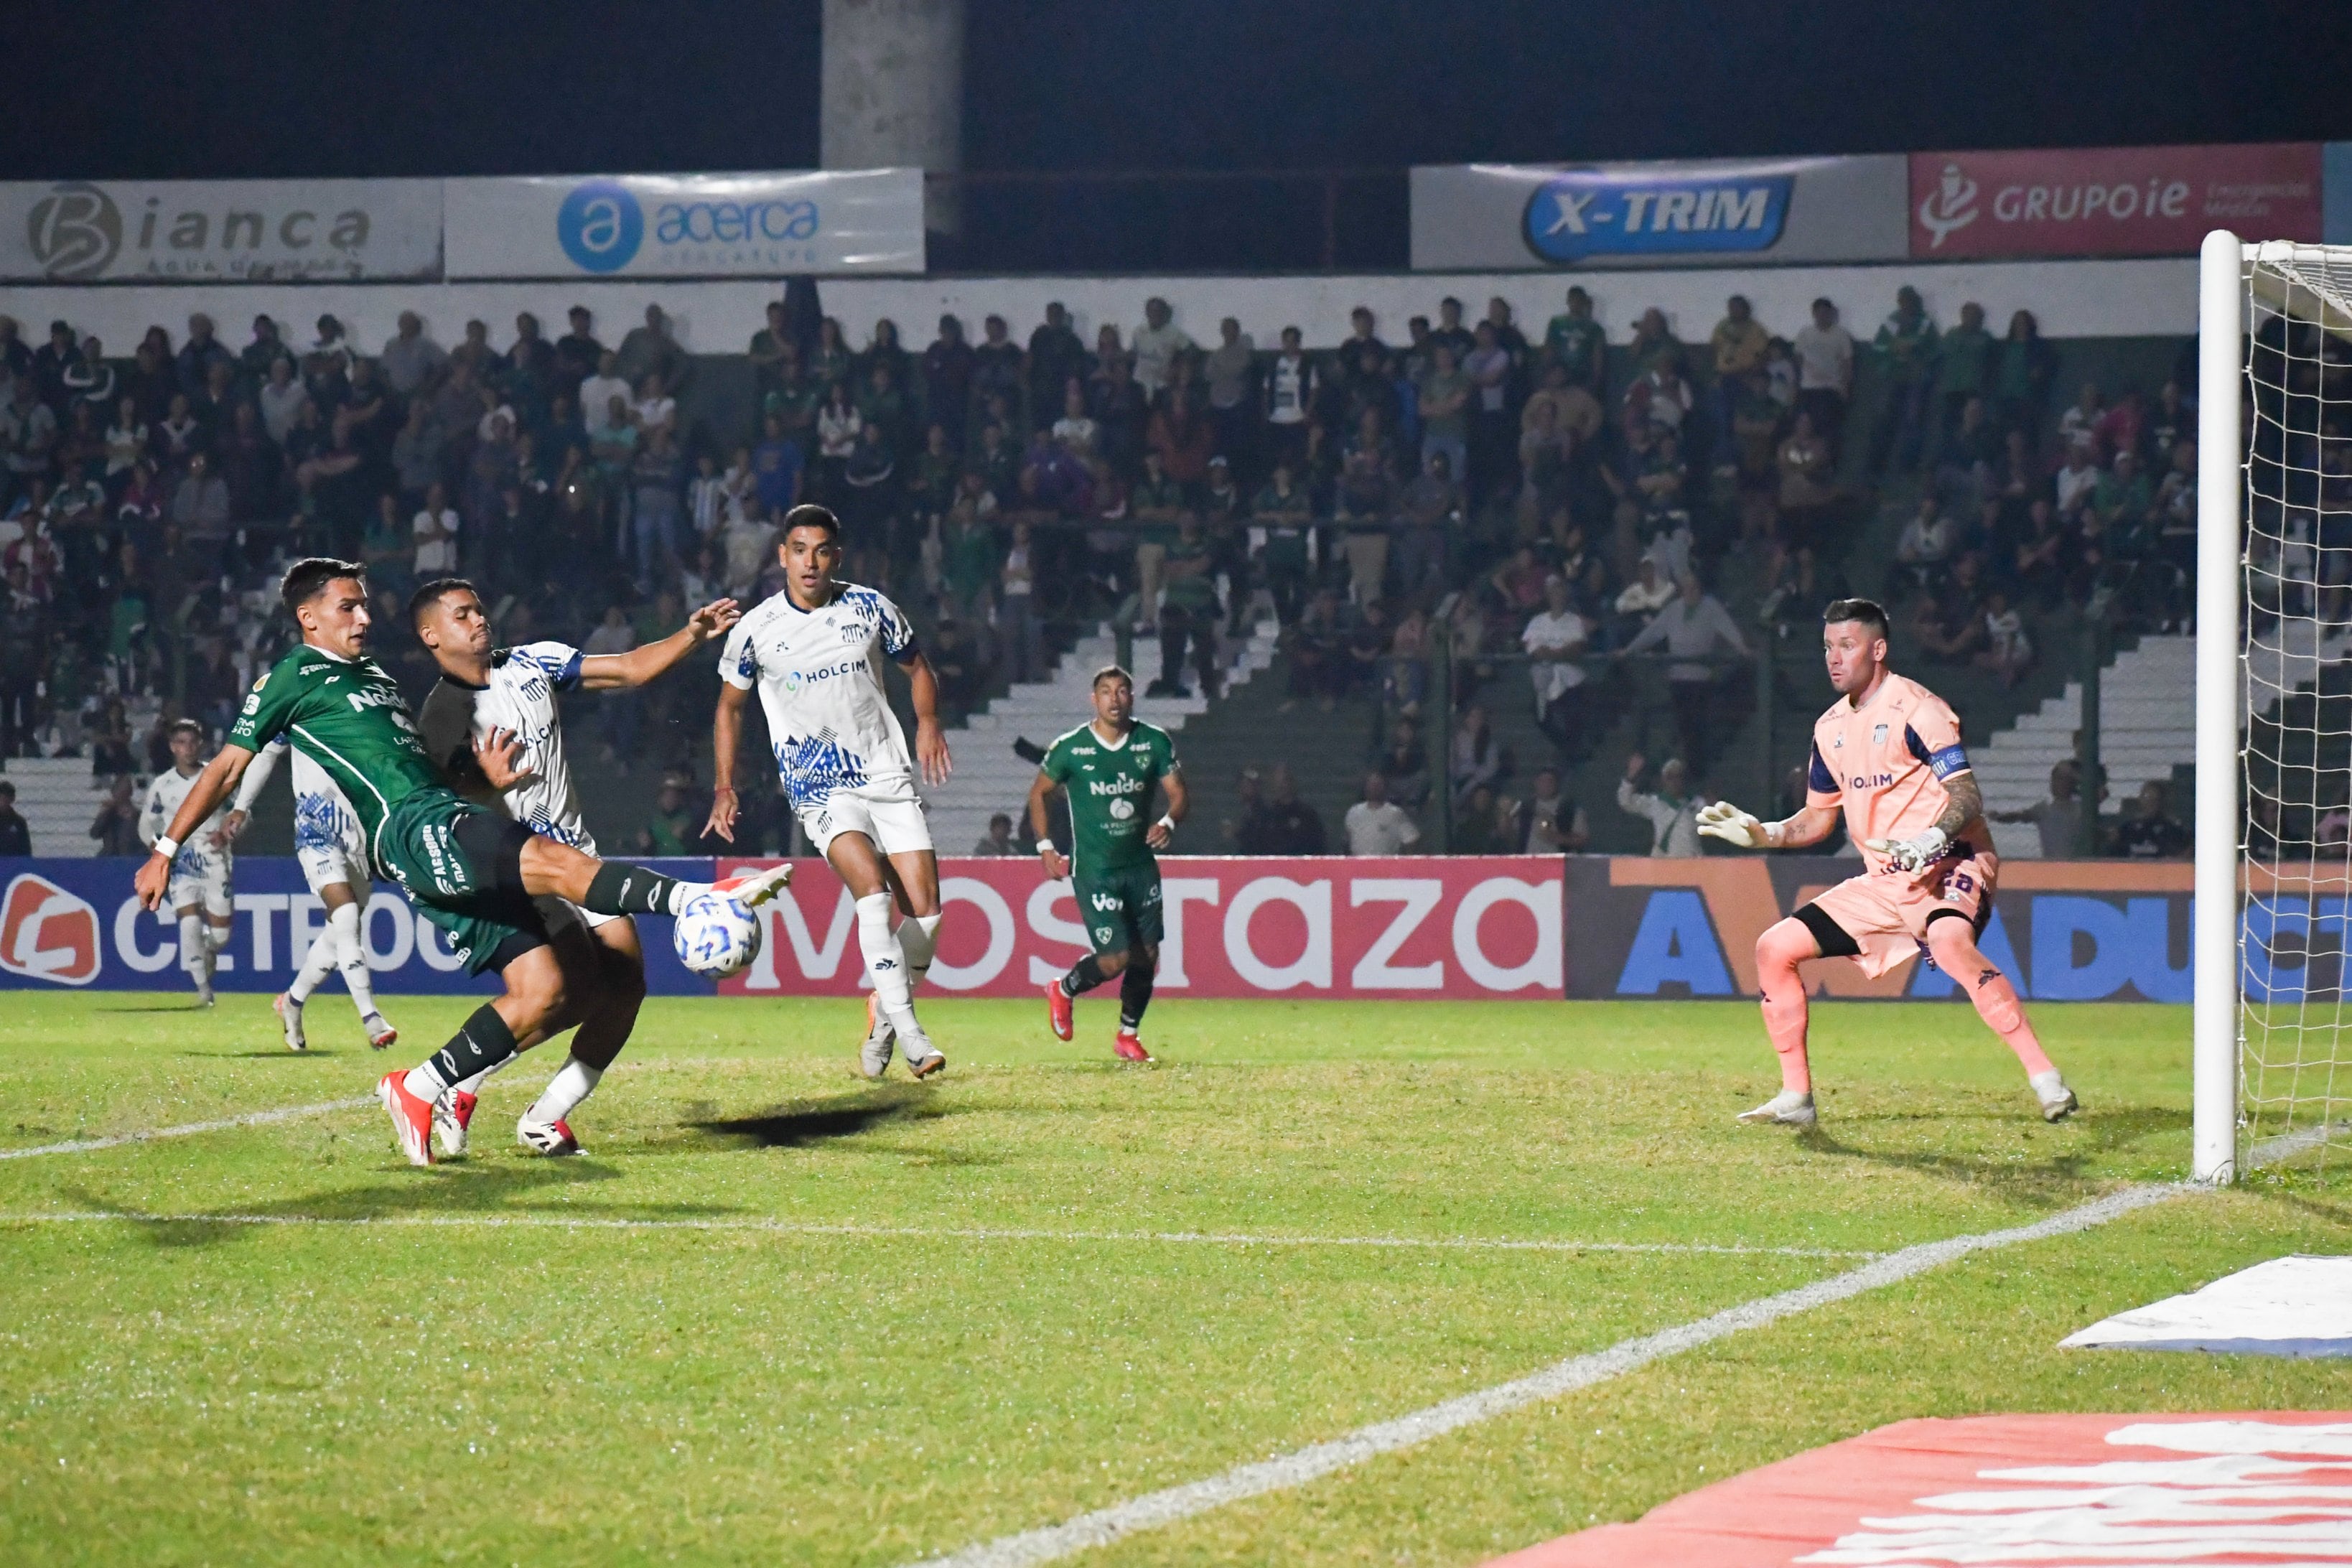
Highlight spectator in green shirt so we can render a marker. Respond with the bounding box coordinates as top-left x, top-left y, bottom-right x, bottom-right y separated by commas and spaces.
637, 772, 702, 856
1870, 286, 1939, 476
1543, 286, 1607, 396
1152, 515, 1221, 699
1934, 302, 1994, 447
